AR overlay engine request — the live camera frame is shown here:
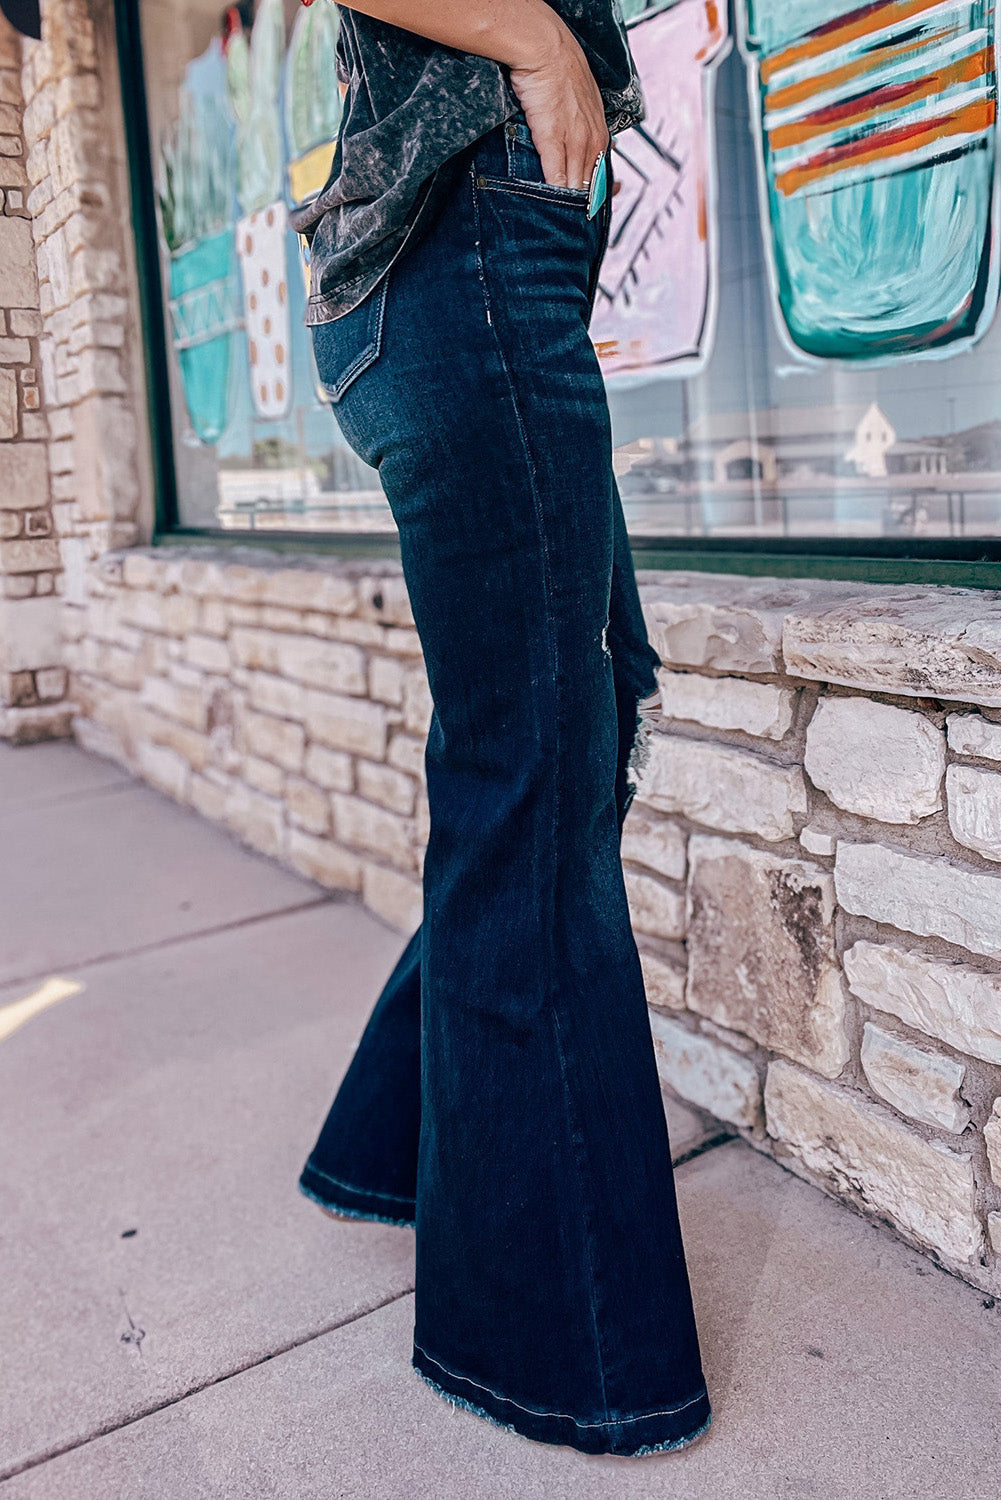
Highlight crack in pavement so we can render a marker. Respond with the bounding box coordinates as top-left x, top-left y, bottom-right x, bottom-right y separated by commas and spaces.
117, 1291, 146, 1360
0, 1287, 417, 1484
0, 780, 139, 823
0, 894, 348, 995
